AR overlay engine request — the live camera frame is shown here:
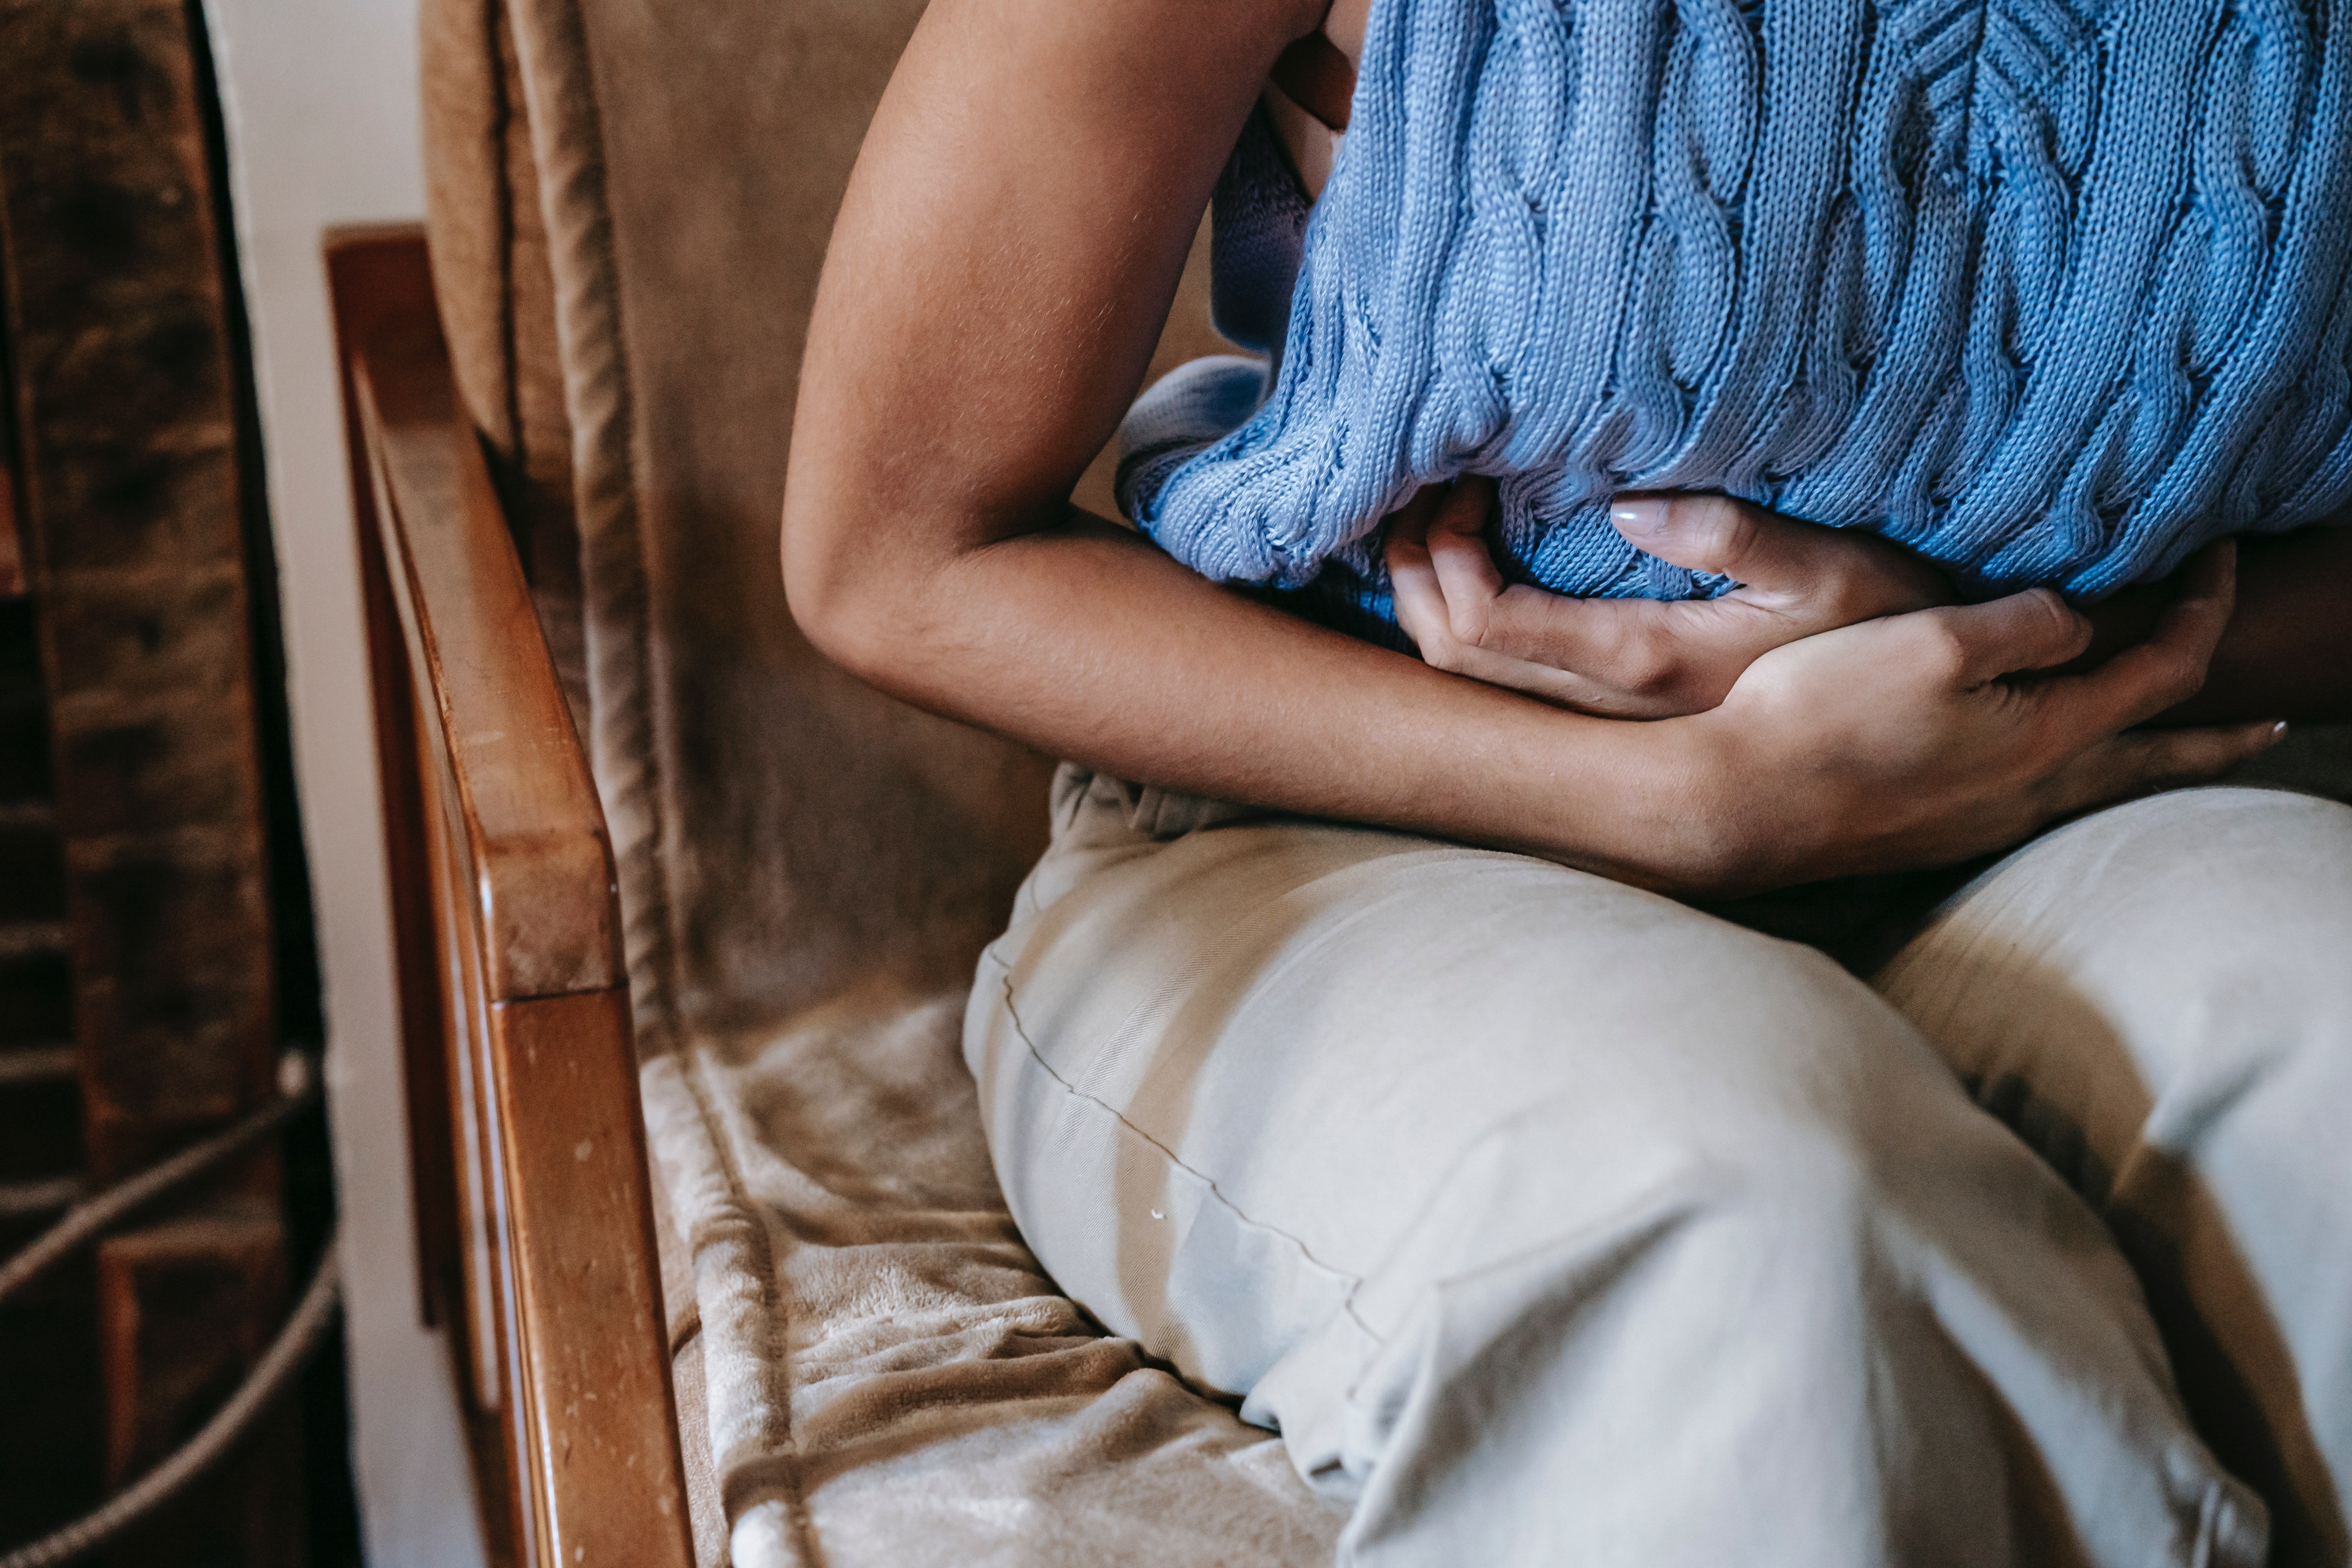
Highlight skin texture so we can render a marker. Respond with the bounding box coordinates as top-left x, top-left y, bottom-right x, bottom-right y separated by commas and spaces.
780, 0, 2310, 898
